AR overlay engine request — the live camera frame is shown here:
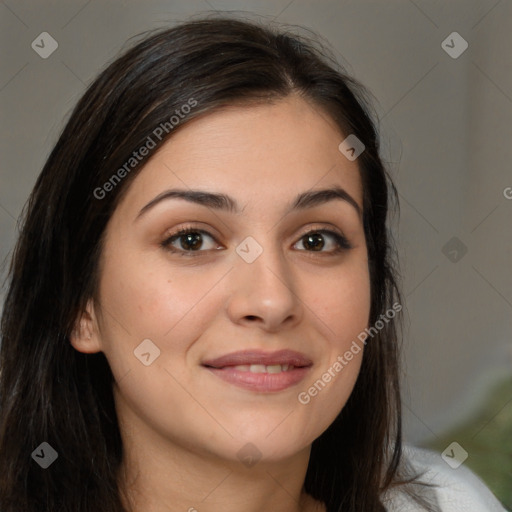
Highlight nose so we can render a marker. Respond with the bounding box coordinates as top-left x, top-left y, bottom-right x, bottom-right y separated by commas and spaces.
225, 238, 303, 333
